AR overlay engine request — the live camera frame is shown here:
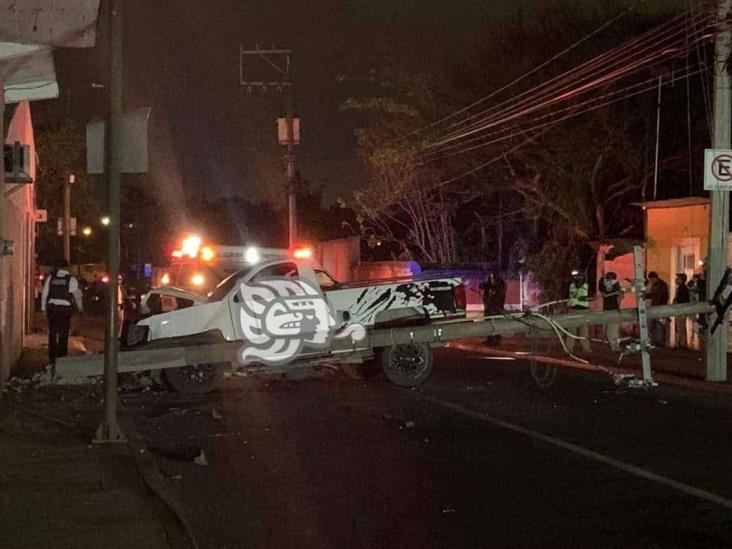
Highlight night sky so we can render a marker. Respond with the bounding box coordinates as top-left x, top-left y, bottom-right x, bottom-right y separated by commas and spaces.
42, 0, 687, 212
